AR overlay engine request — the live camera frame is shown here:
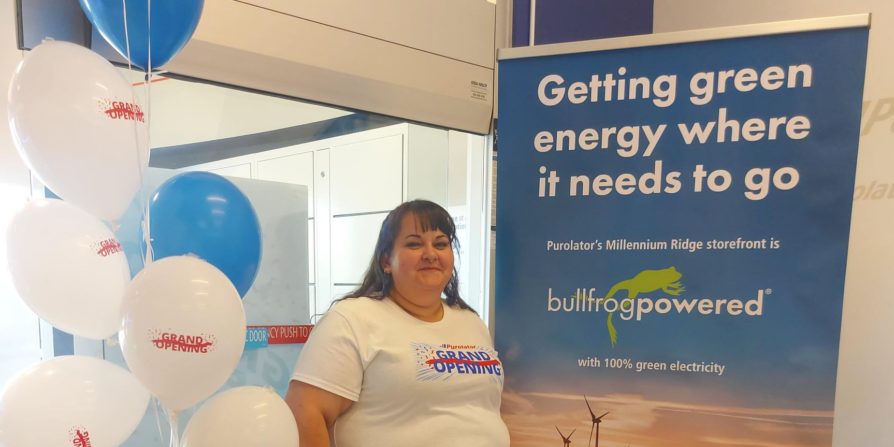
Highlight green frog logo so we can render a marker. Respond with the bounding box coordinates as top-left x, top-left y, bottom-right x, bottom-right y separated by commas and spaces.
605, 267, 685, 347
